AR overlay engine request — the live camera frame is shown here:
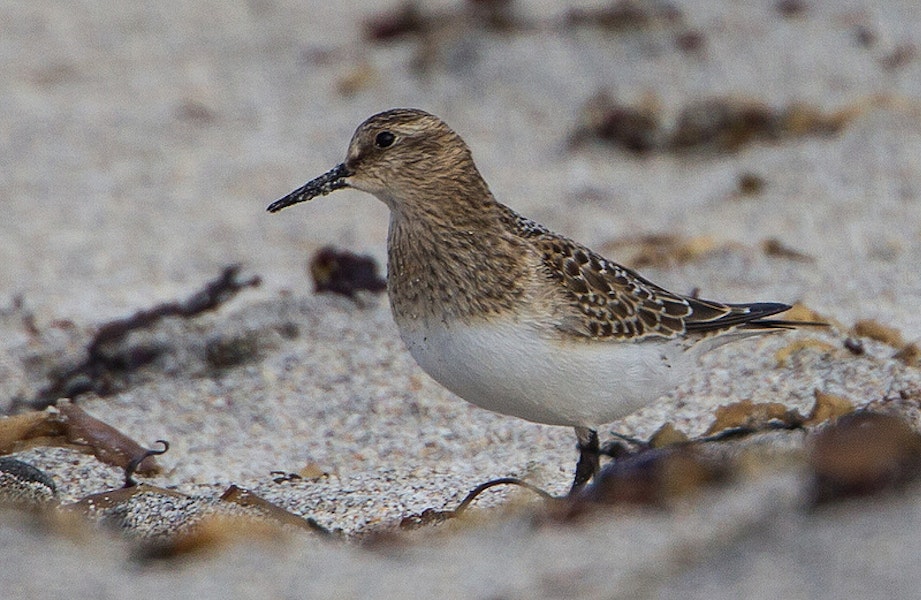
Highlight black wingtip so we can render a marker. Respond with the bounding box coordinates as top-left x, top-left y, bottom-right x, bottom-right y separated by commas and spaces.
738, 303, 830, 330
686, 300, 827, 332
740, 302, 794, 320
